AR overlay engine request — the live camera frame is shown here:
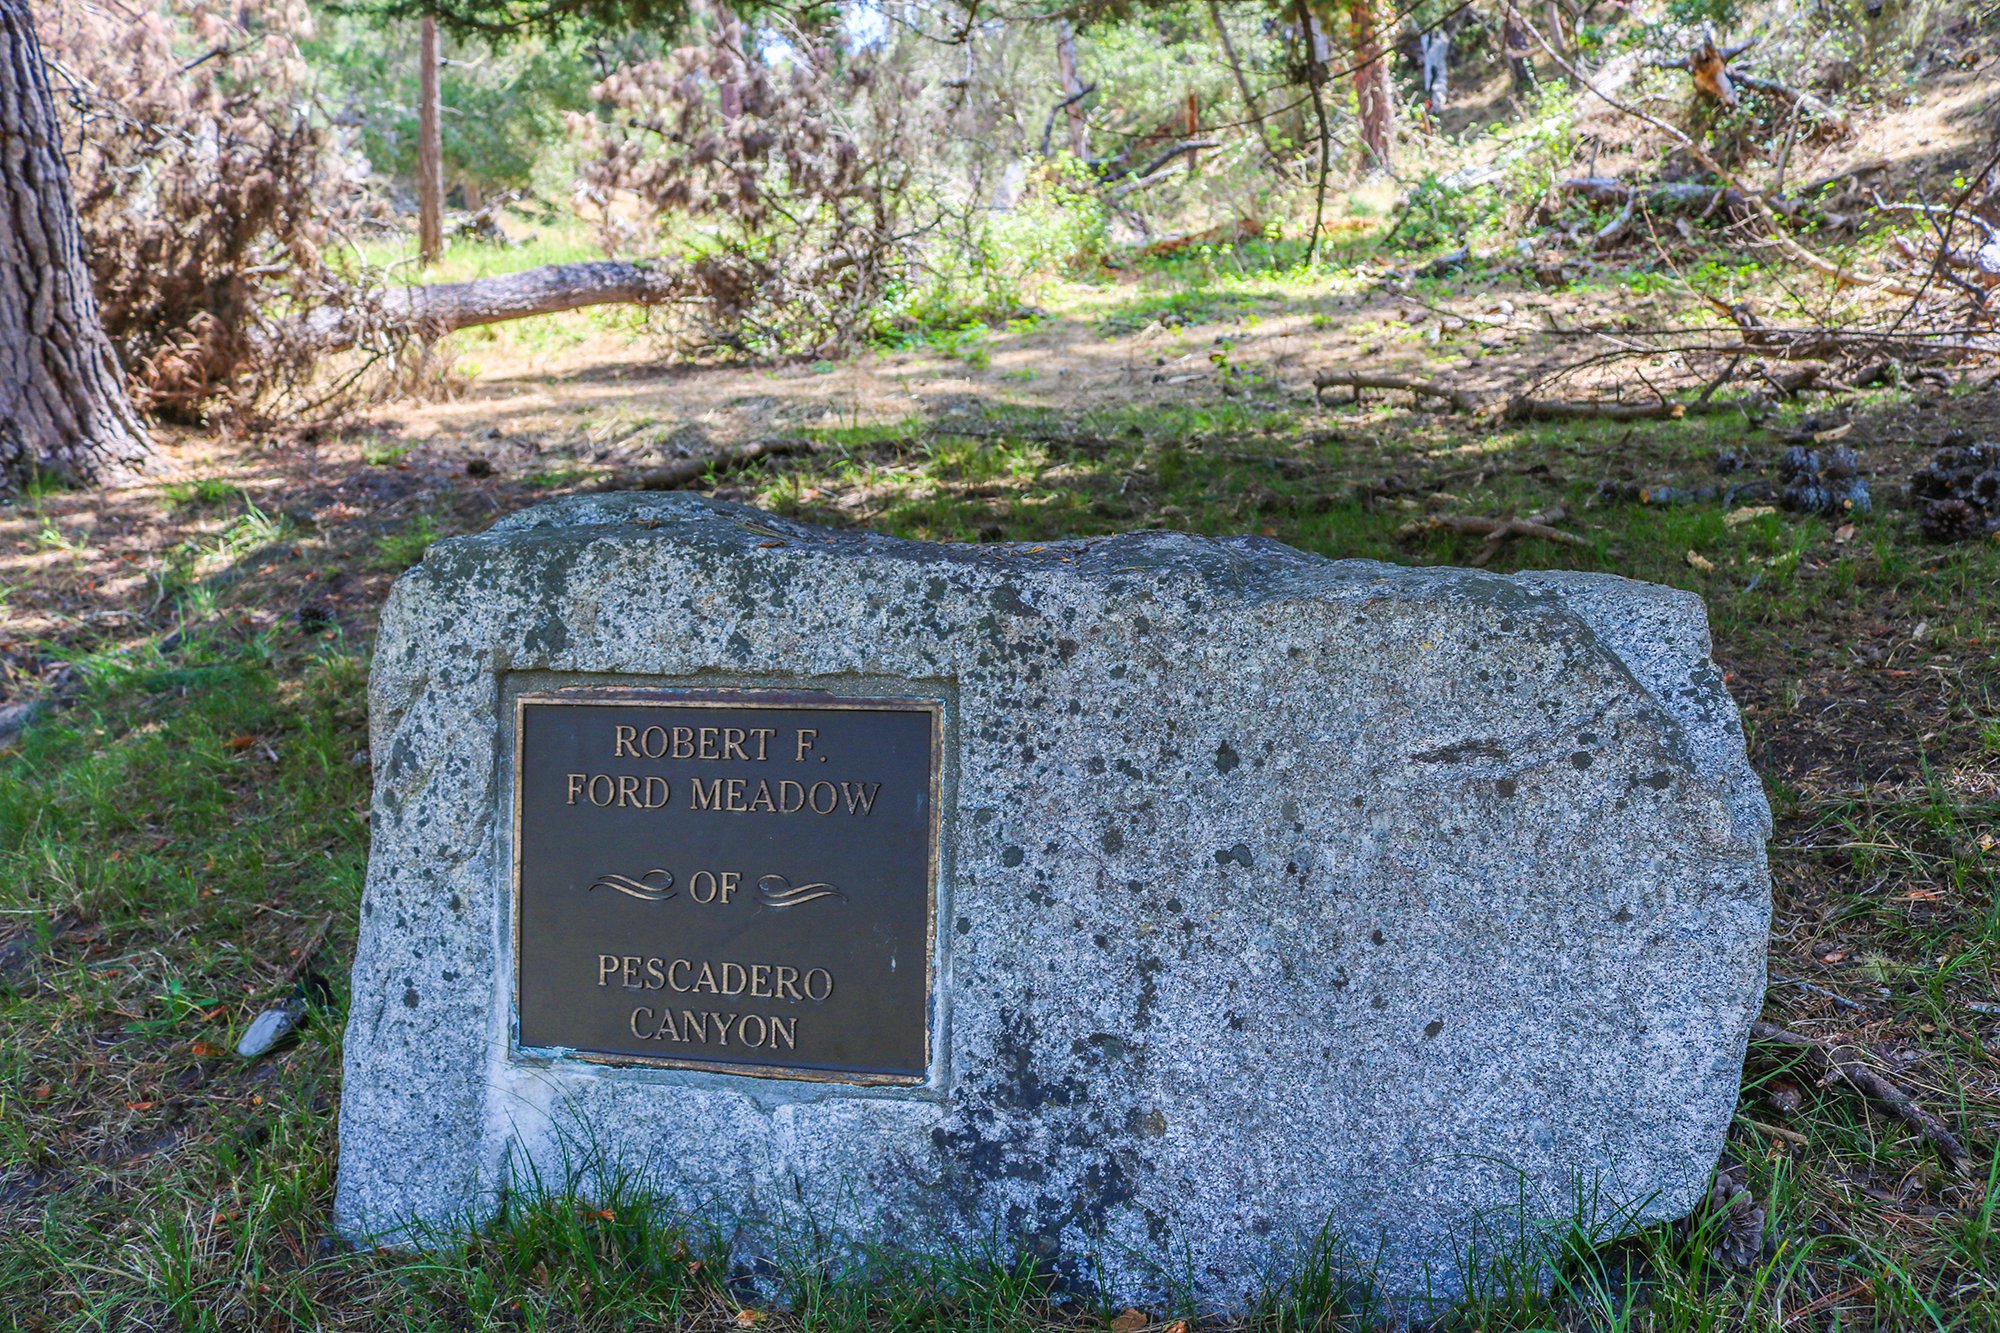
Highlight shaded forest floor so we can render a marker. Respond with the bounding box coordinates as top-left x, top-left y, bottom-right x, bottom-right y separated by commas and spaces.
3, 243, 2000, 1329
